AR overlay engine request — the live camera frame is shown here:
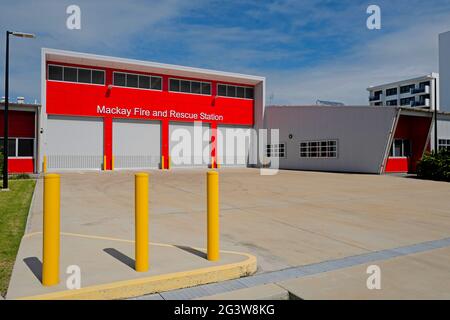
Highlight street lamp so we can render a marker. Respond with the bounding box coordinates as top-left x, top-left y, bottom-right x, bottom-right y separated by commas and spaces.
3, 31, 35, 190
